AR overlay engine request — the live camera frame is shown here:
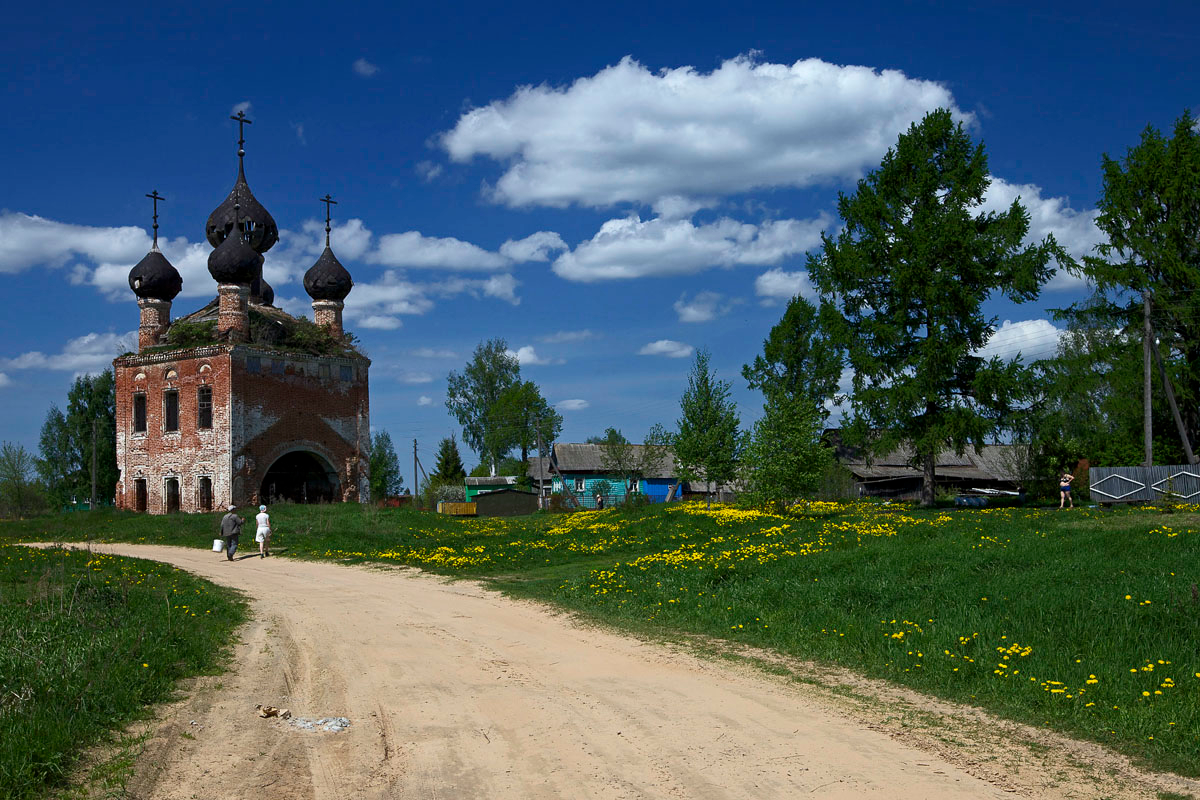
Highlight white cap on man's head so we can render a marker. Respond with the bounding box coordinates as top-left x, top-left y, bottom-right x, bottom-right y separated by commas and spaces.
259, 505, 267, 511
228, 505, 237, 511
